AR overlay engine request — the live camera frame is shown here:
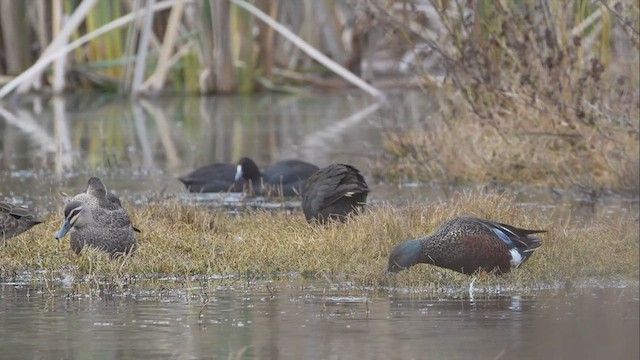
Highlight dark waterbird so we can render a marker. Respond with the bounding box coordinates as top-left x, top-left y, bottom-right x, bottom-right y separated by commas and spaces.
178, 162, 243, 193
387, 216, 544, 275
55, 177, 138, 257
235, 157, 319, 197
0, 202, 43, 241
302, 164, 370, 224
